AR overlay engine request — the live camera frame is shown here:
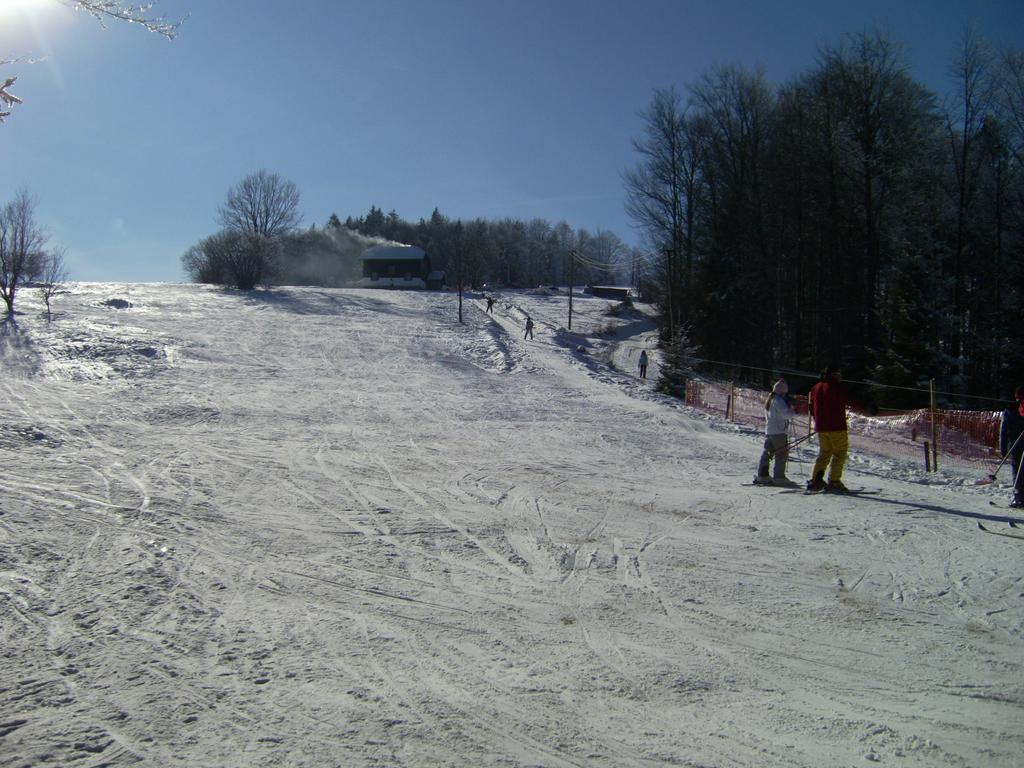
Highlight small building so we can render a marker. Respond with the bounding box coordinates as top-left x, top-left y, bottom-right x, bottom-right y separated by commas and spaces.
426, 270, 446, 290
359, 245, 431, 289
585, 285, 631, 300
